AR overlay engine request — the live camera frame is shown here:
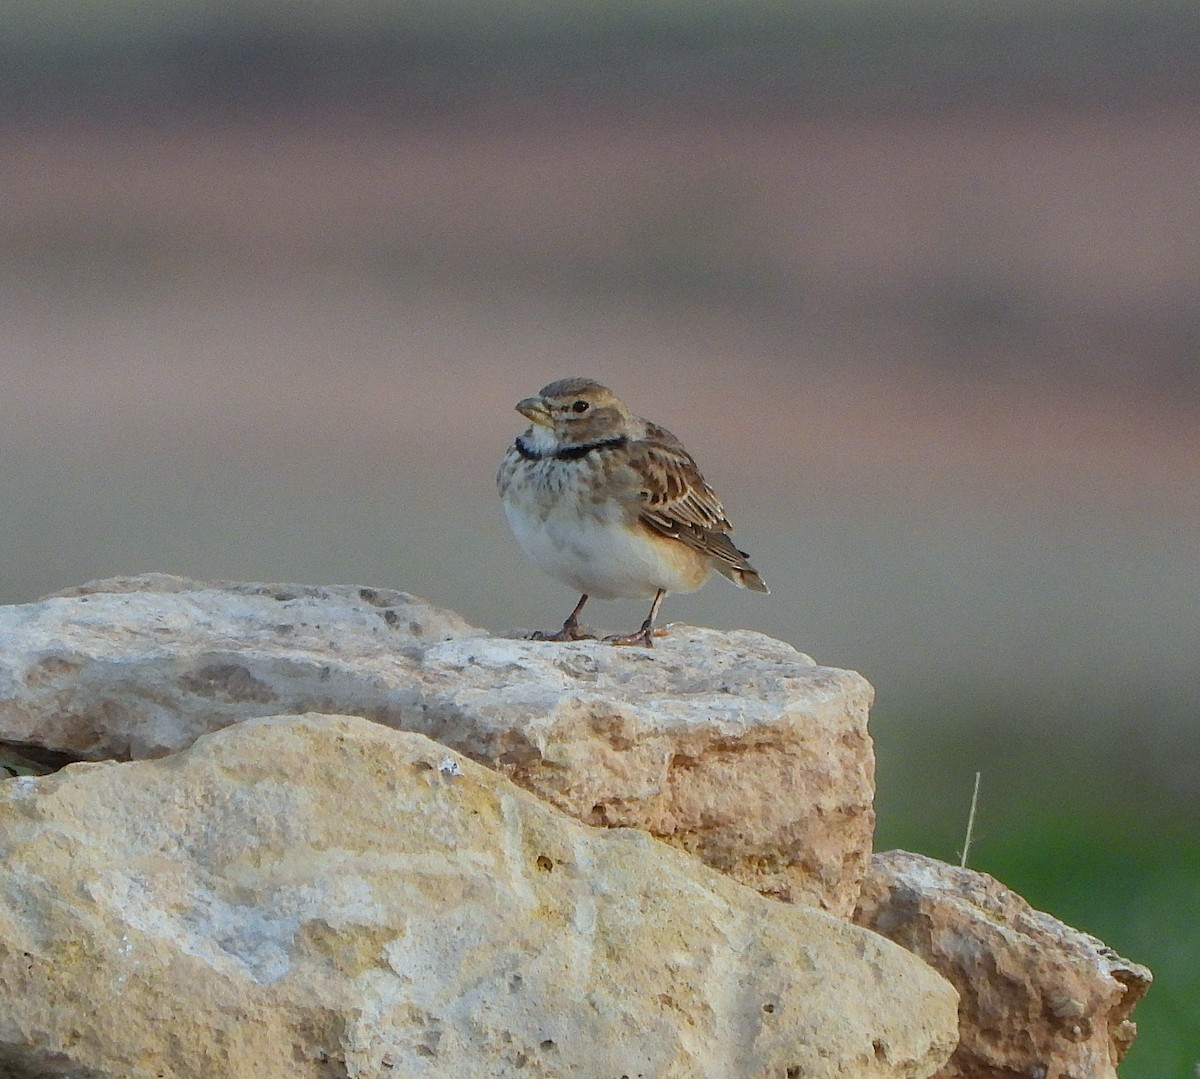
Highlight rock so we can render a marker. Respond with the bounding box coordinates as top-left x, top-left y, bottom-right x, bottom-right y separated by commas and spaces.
0, 574, 875, 914
853, 850, 1152, 1079
0, 714, 960, 1079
